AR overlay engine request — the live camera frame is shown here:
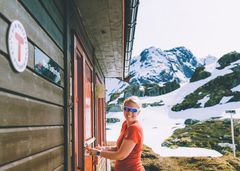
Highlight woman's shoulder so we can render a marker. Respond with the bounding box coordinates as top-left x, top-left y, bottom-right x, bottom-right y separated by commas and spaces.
121, 120, 127, 129
129, 121, 143, 131
122, 120, 127, 126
